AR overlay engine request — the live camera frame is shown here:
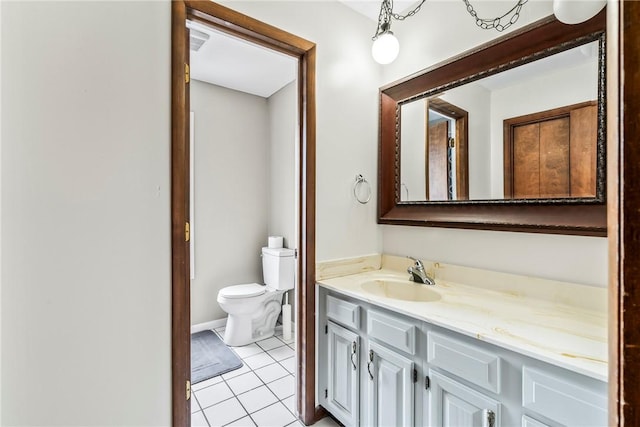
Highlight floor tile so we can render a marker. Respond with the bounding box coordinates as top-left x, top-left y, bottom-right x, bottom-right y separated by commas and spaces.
279, 356, 296, 374
313, 416, 340, 426
191, 395, 202, 413
267, 345, 295, 361
193, 375, 224, 391
226, 371, 263, 395
203, 397, 247, 427
251, 402, 296, 427
243, 351, 276, 370
232, 343, 264, 359
237, 385, 278, 413
221, 364, 251, 381
276, 332, 294, 345
225, 415, 256, 426
256, 336, 285, 351
195, 382, 233, 409
288, 342, 296, 350
266, 375, 295, 400
254, 362, 289, 384
285, 421, 304, 427
282, 395, 296, 416
191, 411, 209, 427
